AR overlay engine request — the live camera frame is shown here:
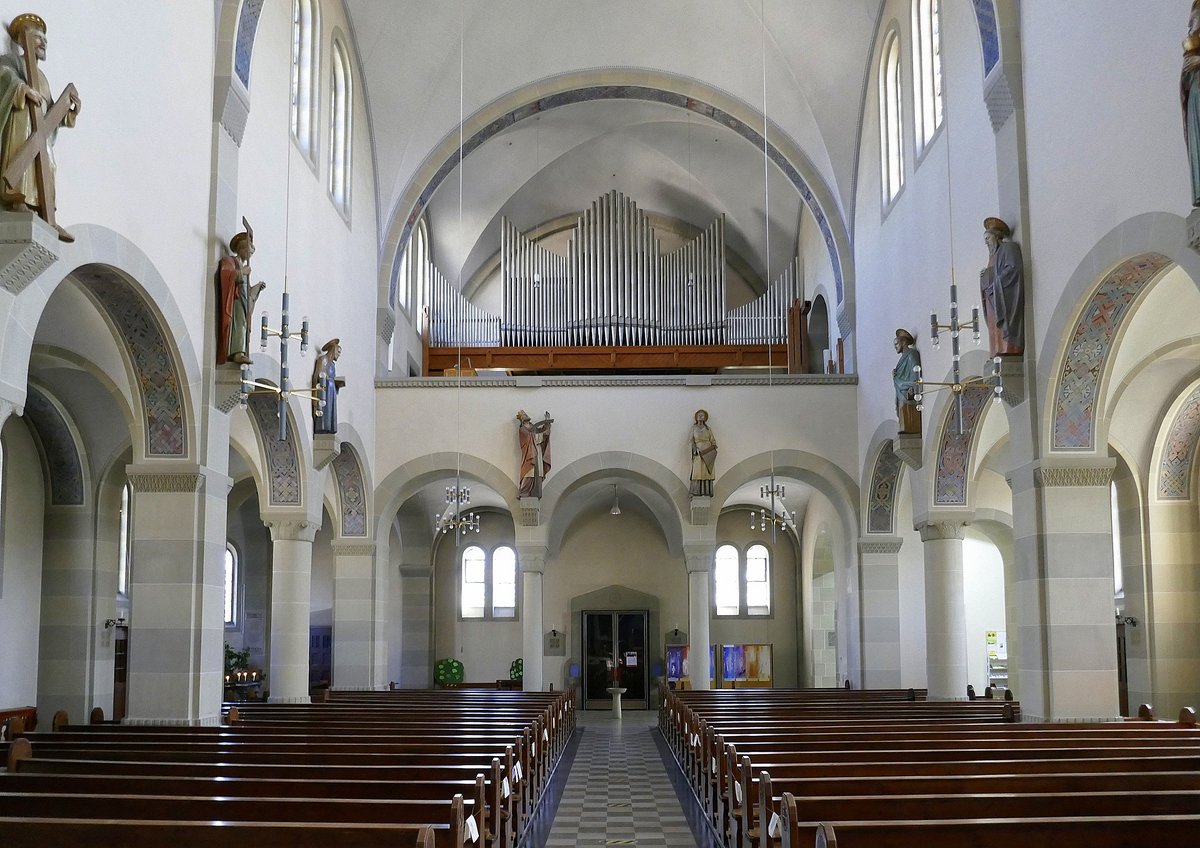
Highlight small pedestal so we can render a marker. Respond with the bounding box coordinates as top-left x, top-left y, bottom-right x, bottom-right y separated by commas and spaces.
606, 686, 627, 719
